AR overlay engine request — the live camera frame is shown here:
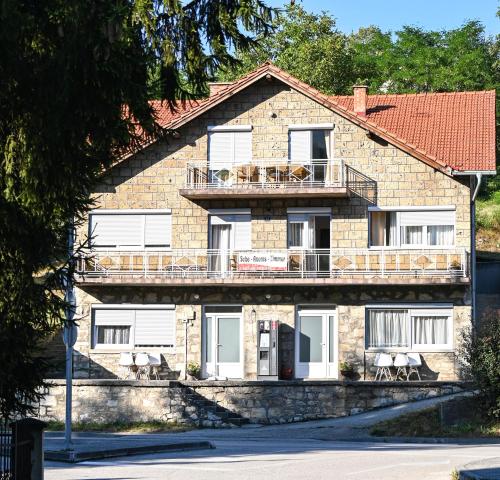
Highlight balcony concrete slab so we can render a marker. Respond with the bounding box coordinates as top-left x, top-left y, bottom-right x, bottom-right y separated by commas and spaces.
76, 275, 469, 287
179, 186, 349, 199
